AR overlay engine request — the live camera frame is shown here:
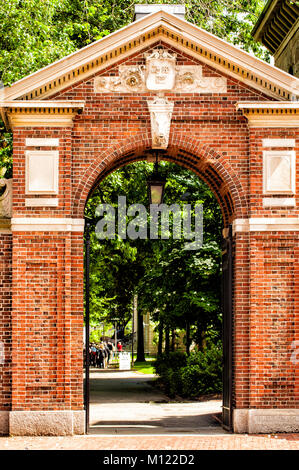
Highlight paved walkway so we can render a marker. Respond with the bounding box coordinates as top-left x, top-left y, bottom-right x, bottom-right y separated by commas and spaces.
0, 369, 298, 449
89, 369, 223, 434
0, 434, 298, 450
